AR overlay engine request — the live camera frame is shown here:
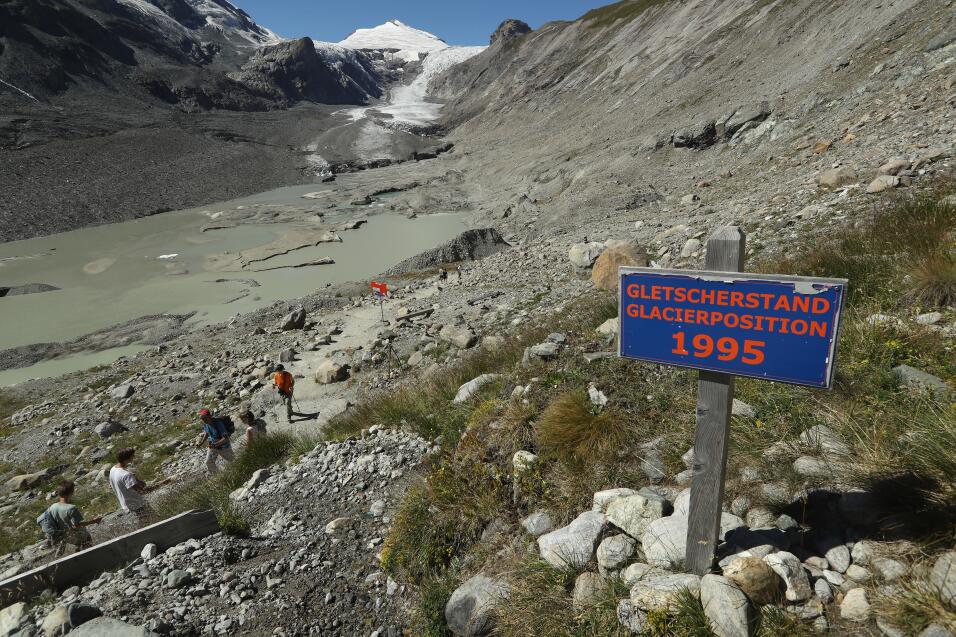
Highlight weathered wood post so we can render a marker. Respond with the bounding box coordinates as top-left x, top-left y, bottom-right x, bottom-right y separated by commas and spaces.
685, 226, 746, 575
